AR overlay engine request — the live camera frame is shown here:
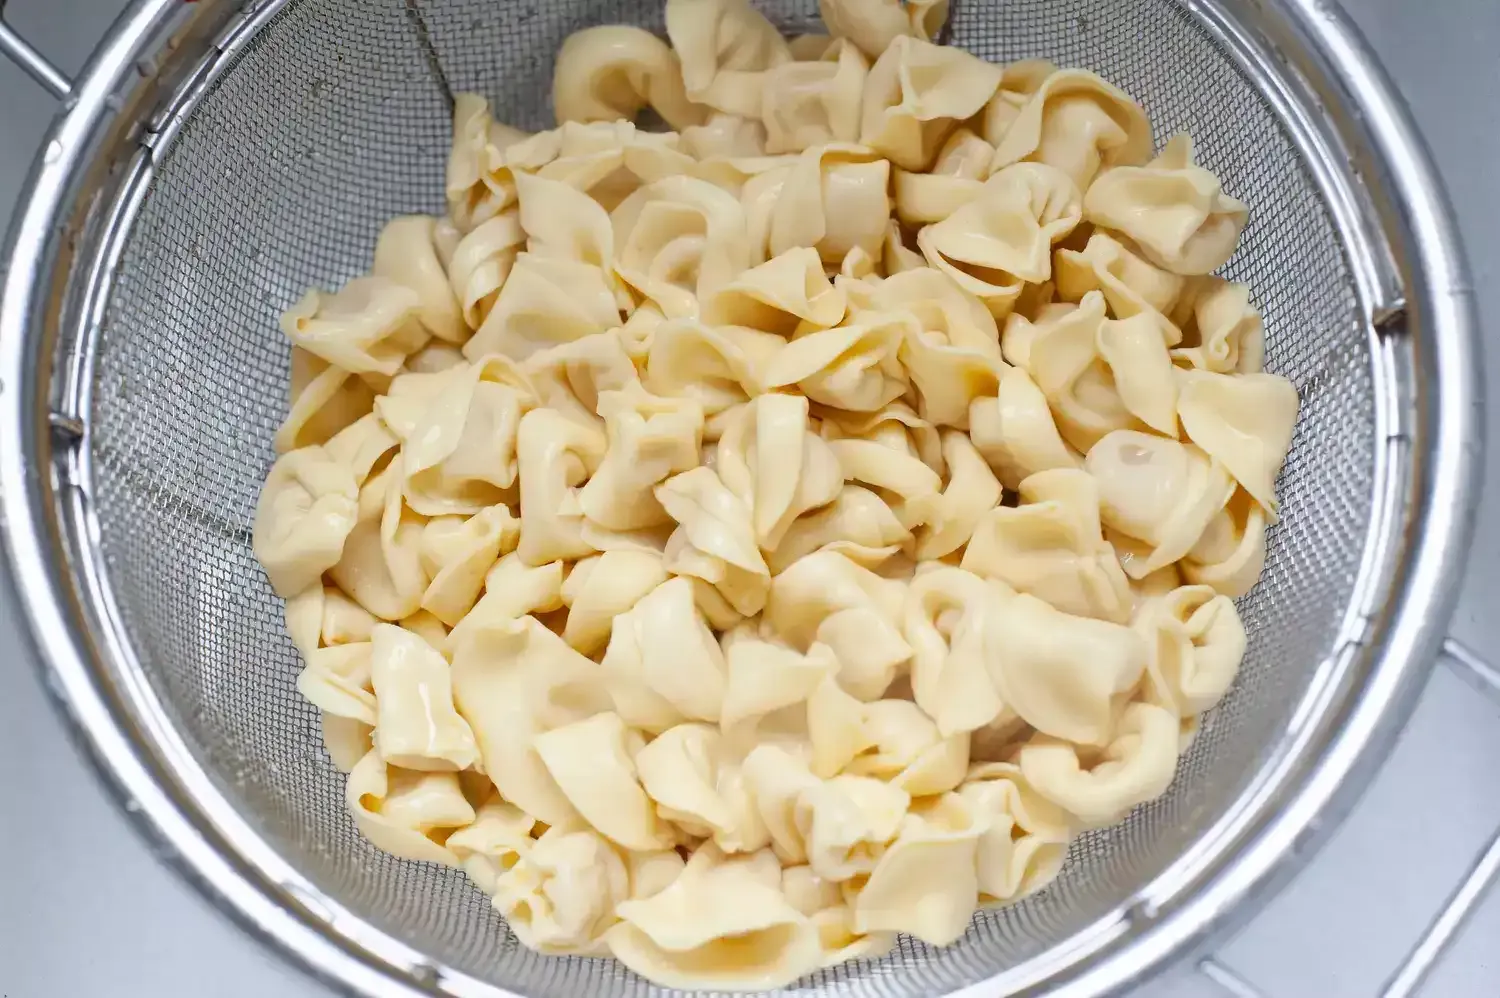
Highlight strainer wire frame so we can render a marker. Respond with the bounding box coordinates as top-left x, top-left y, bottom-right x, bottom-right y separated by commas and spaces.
0, 0, 1484, 996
